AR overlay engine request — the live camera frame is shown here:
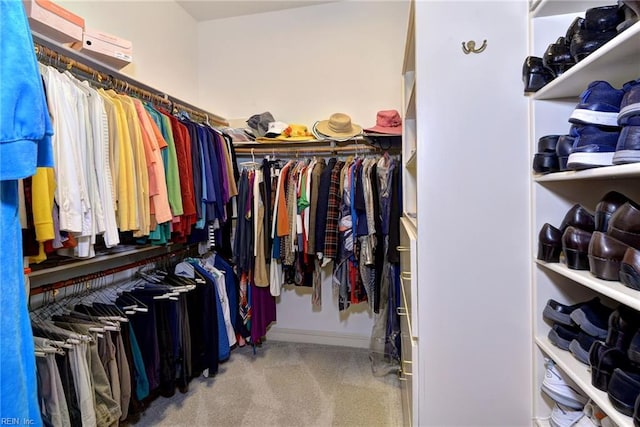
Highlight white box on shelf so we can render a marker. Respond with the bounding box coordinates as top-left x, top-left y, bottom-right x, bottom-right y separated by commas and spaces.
71, 28, 133, 70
